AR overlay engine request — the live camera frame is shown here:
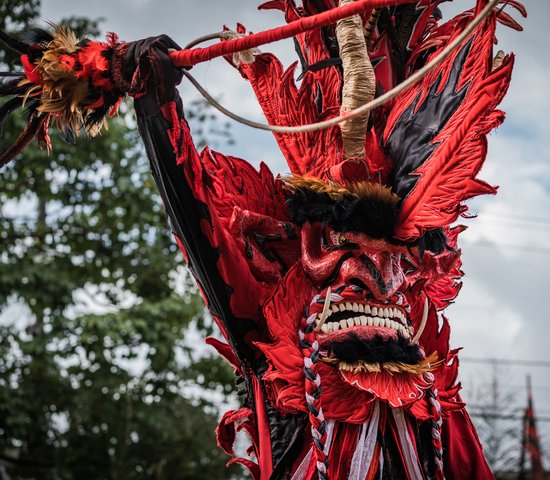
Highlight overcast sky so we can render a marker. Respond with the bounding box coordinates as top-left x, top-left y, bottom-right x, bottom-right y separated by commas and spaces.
39, 0, 550, 457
